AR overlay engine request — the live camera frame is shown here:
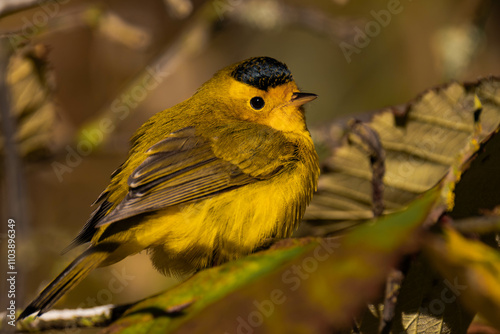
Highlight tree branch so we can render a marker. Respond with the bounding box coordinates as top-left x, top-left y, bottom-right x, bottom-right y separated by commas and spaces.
11, 304, 130, 332
0, 0, 54, 20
